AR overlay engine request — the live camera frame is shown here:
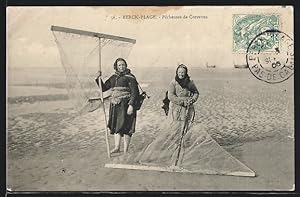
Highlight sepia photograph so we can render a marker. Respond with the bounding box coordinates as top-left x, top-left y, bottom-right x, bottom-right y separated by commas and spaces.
6, 6, 294, 191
